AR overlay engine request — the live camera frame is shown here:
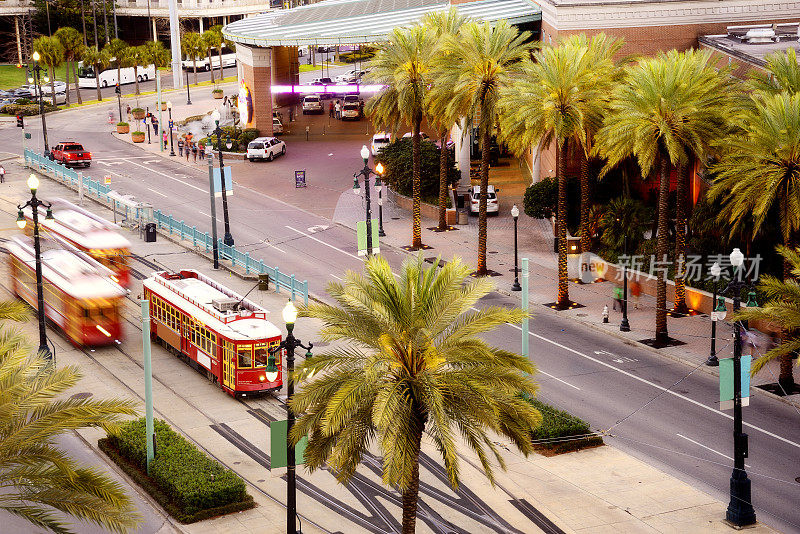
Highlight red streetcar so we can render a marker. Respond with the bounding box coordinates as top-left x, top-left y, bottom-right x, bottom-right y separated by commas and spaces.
143, 269, 283, 396
22, 198, 132, 288
8, 236, 127, 346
